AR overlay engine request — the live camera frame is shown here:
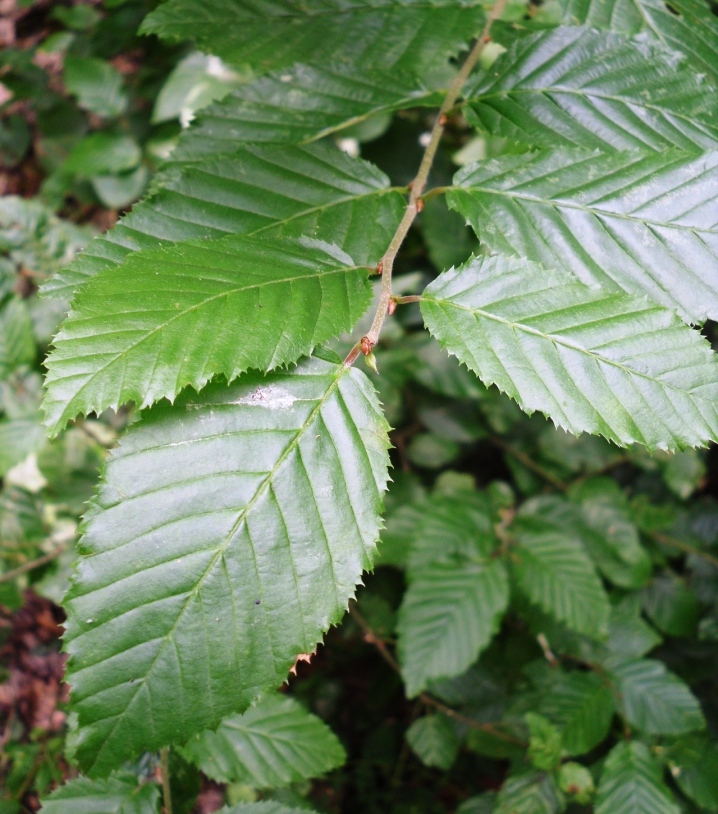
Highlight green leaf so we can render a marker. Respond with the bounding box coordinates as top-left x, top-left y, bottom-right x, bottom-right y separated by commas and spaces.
0, 299, 35, 379
398, 558, 509, 697
457, 794, 497, 814
406, 491, 495, 573
448, 149, 718, 324
667, 735, 718, 811
661, 449, 706, 499
152, 52, 245, 126
405, 715, 460, 770
606, 595, 662, 659
397, 494, 508, 696
170, 63, 443, 163
64, 56, 127, 118
62, 134, 141, 178
526, 712, 562, 771
609, 658, 705, 735
569, 480, 651, 589
42, 236, 373, 434
45, 142, 403, 298
536, 670, 615, 755
596, 741, 680, 814
510, 499, 610, 637
557, 762, 594, 804
0, 416, 45, 477
421, 254, 718, 451
559, 0, 718, 85
63, 357, 390, 776
464, 28, 718, 152
220, 805, 320, 814
40, 772, 160, 814
496, 772, 564, 814
180, 694, 345, 787
92, 166, 149, 210
141, 0, 486, 75
642, 576, 700, 637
